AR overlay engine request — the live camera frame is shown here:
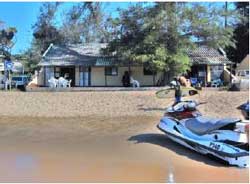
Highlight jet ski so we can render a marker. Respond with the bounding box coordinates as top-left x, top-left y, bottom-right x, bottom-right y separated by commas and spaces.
238, 101, 249, 120
157, 101, 249, 167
